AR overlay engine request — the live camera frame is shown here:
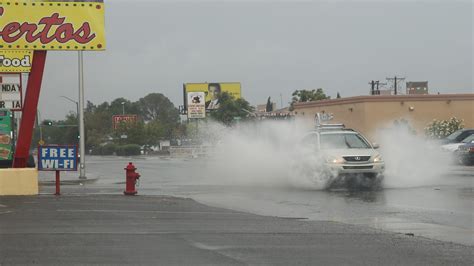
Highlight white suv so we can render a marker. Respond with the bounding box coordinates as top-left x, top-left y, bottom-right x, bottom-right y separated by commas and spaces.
300, 125, 385, 189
